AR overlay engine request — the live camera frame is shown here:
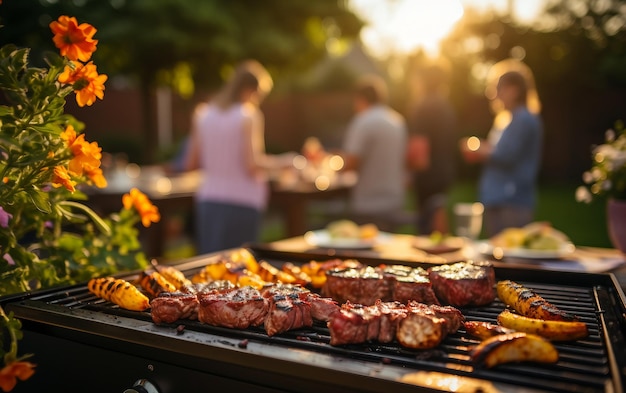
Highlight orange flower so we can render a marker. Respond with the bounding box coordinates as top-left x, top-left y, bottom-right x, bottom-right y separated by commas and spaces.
51, 166, 76, 192
0, 361, 36, 392
49, 15, 97, 62
61, 125, 106, 188
122, 188, 161, 227
58, 61, 107, 107
85, 166, 107, 188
